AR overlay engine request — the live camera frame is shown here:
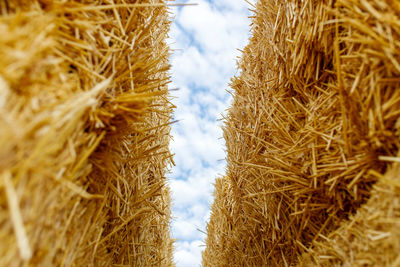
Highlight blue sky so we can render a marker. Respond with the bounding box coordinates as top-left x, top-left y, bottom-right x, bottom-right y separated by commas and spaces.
167, 1, 252, 266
